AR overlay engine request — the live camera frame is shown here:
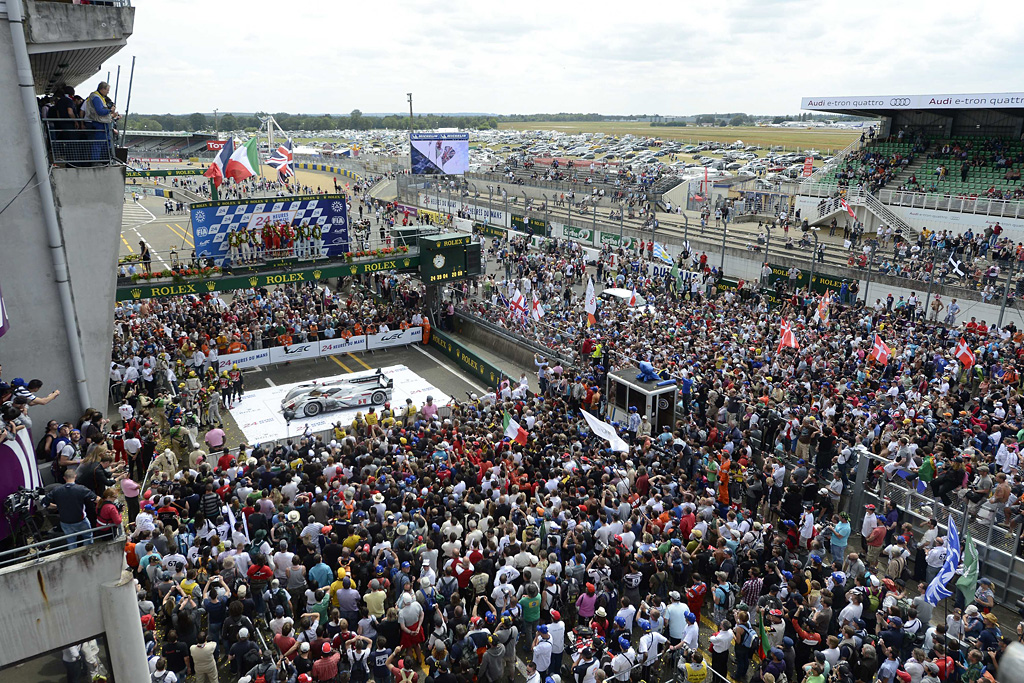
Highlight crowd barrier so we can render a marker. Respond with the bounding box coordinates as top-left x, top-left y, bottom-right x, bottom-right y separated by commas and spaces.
215, 327, 424, 372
